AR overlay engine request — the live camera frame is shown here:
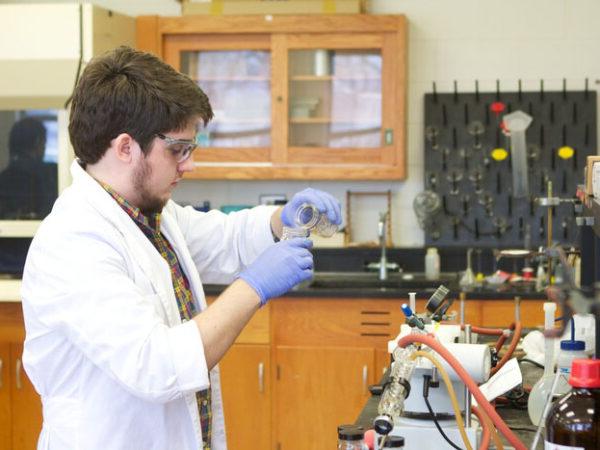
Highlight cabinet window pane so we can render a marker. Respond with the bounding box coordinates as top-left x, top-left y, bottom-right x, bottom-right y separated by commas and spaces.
289, 49, 382, 148
181, 51, 271, 148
